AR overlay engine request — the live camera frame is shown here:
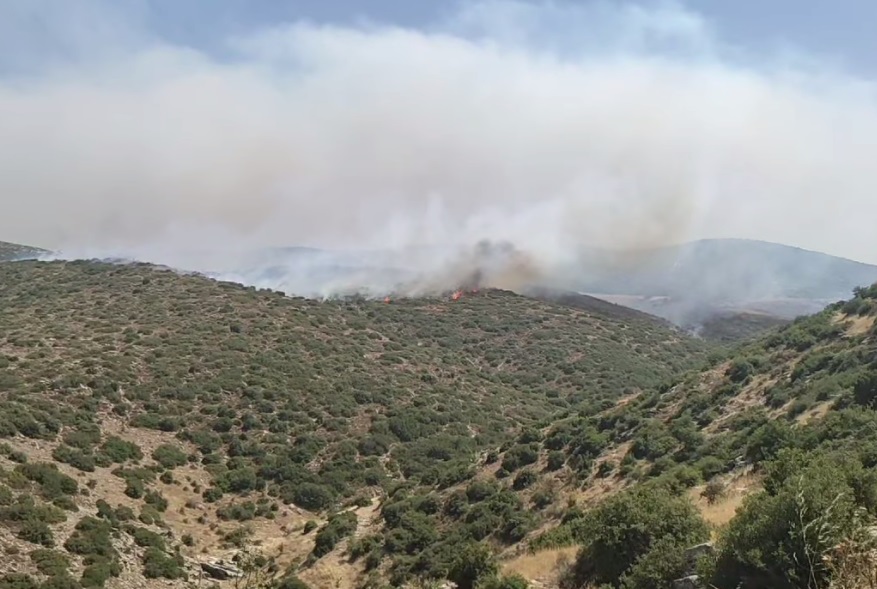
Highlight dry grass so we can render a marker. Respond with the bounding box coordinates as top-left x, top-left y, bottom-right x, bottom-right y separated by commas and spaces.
690, 470, 763, 529
502, 546, 577, 585
832, 312, 876, 337
795, 401, 834, 425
